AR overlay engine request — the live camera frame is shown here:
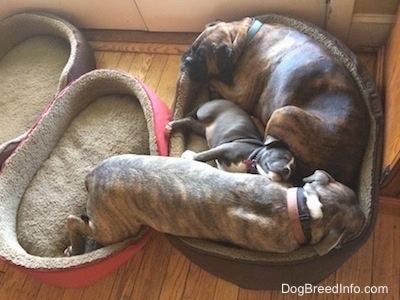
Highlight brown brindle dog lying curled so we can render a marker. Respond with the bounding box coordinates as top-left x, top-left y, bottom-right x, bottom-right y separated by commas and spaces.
65, 155, 365, 257
181, 17, 370, 186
